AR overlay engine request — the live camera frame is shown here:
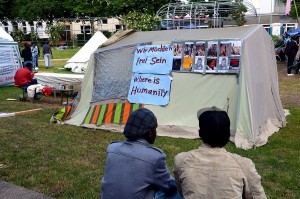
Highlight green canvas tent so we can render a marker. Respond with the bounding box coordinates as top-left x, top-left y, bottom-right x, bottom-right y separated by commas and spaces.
65, 25, 286, 149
